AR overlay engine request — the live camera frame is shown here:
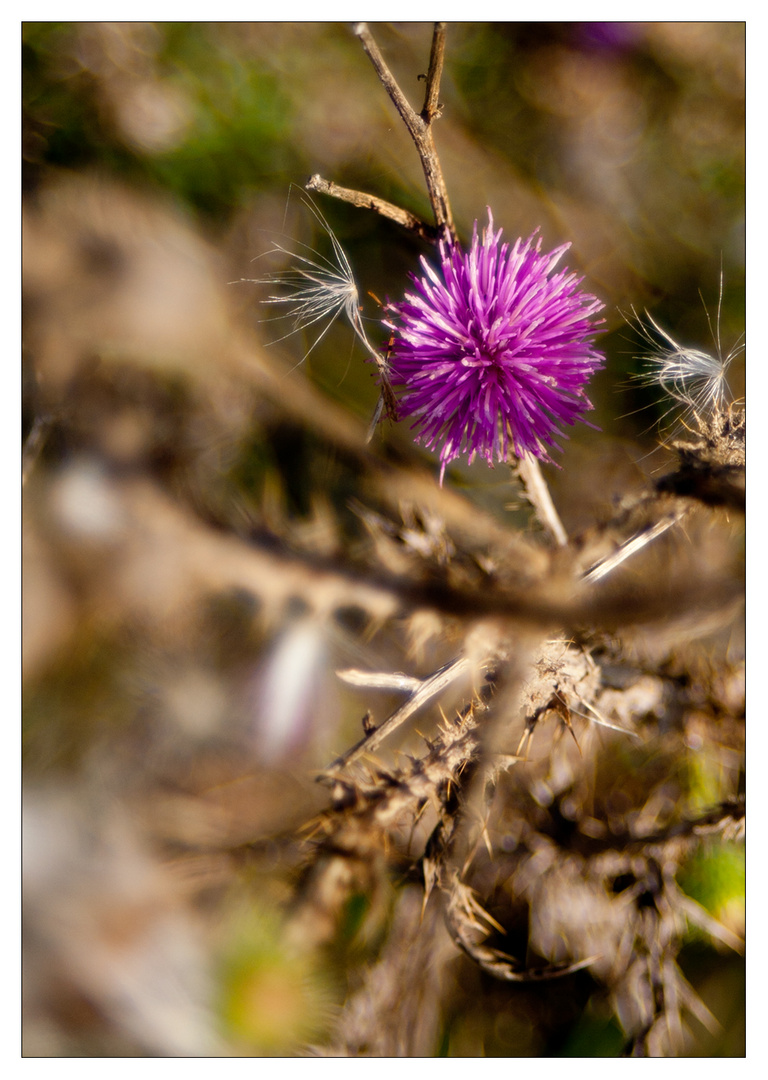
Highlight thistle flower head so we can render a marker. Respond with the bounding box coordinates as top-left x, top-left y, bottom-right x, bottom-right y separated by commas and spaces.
385, 211, 605, 482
